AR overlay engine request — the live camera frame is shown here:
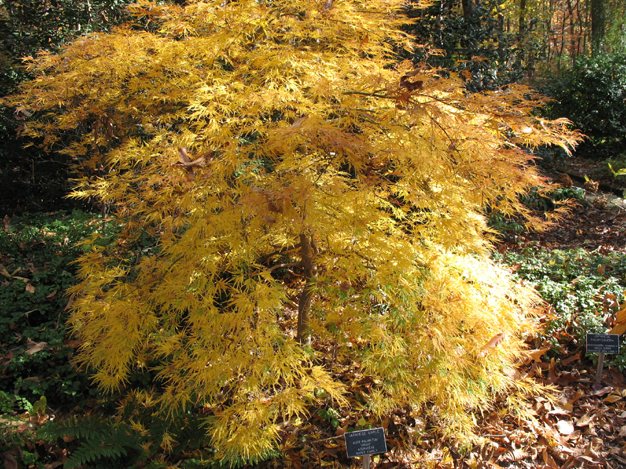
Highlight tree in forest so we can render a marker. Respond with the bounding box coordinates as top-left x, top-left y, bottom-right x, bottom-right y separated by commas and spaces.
9, 0, 579, 462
